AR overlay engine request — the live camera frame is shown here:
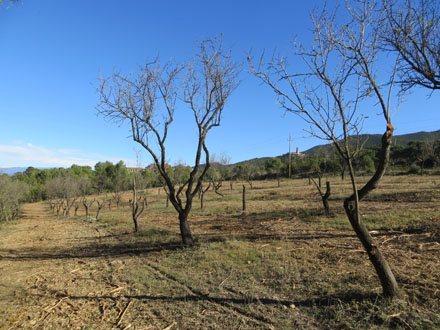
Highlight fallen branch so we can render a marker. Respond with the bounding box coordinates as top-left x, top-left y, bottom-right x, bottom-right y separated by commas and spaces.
116, 300, 133, 327
162, 322, 177, 330
107, 286, 125, 295
44, 297, 67, 313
